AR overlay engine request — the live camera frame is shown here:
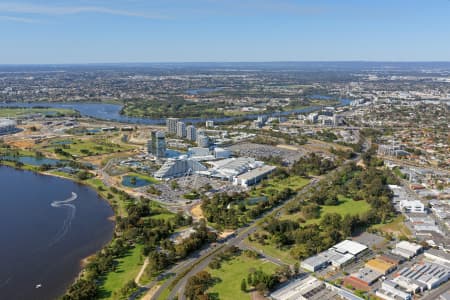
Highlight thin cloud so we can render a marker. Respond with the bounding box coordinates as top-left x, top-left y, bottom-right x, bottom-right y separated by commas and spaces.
0, 3, 168, 19
0, 15, 39, 23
